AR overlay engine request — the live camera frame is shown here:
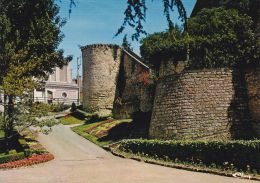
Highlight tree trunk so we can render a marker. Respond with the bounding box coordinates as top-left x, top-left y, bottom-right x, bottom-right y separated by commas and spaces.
4, 94, 15, 152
